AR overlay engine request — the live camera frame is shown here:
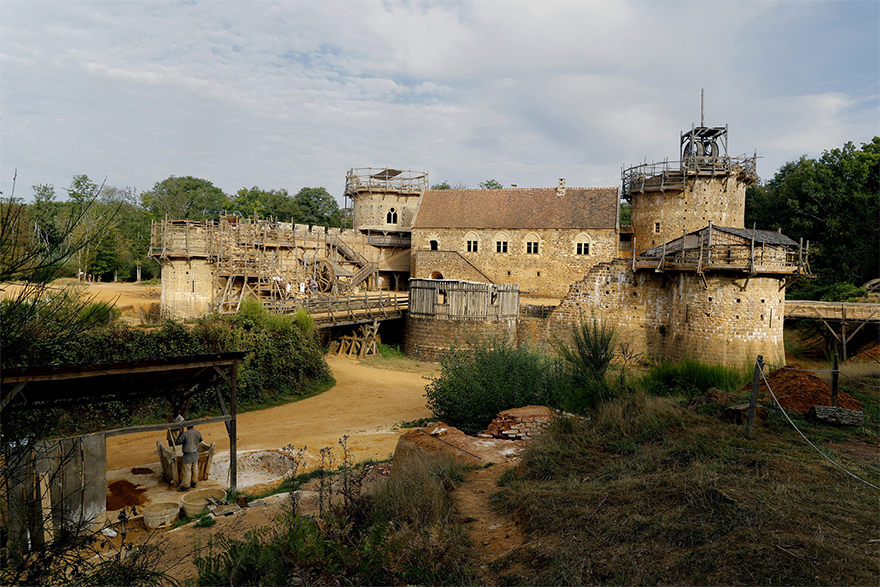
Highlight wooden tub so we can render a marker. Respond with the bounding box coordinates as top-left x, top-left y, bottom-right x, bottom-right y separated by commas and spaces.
155, 441, 215, 486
